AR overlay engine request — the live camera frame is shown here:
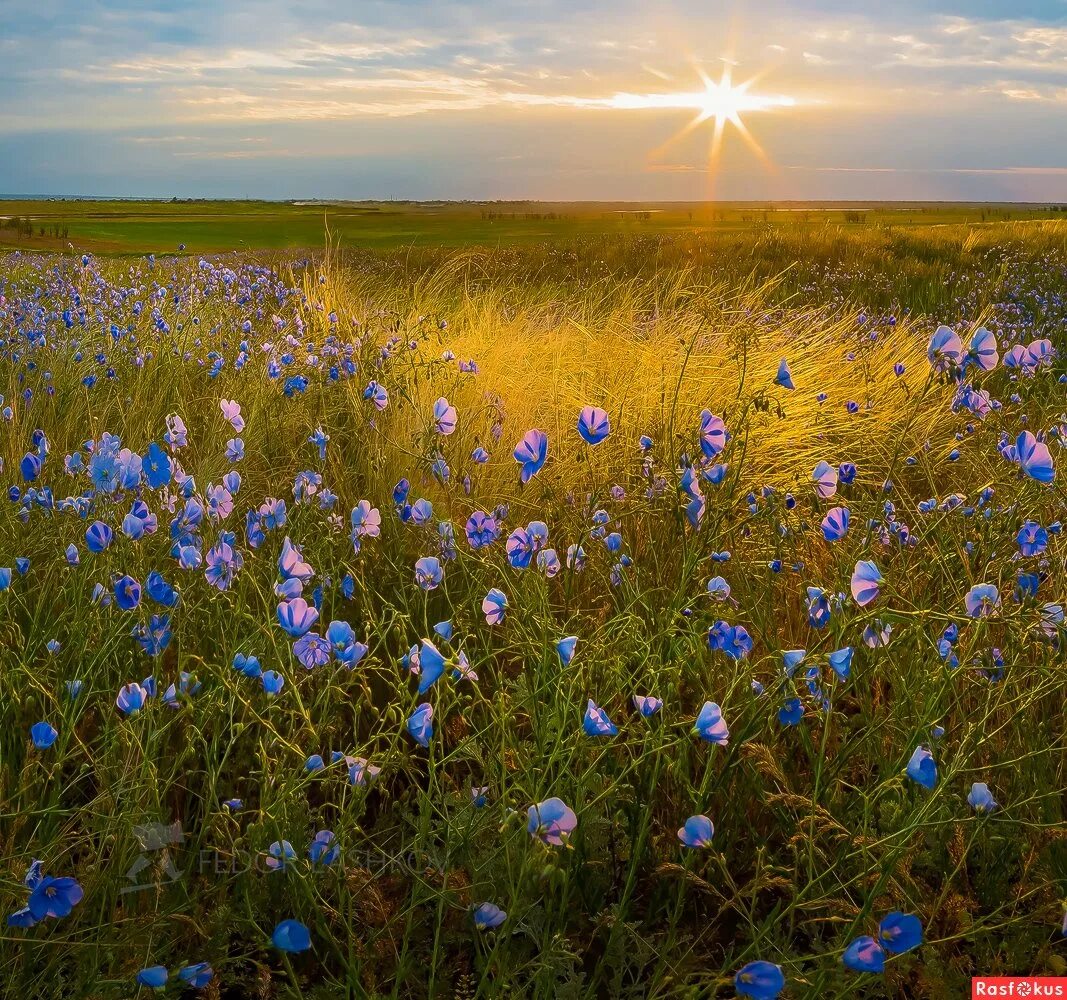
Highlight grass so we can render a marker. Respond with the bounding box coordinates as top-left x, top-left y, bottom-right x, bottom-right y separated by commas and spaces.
0, 219, 1065, 998
0, 198, 1064, 254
